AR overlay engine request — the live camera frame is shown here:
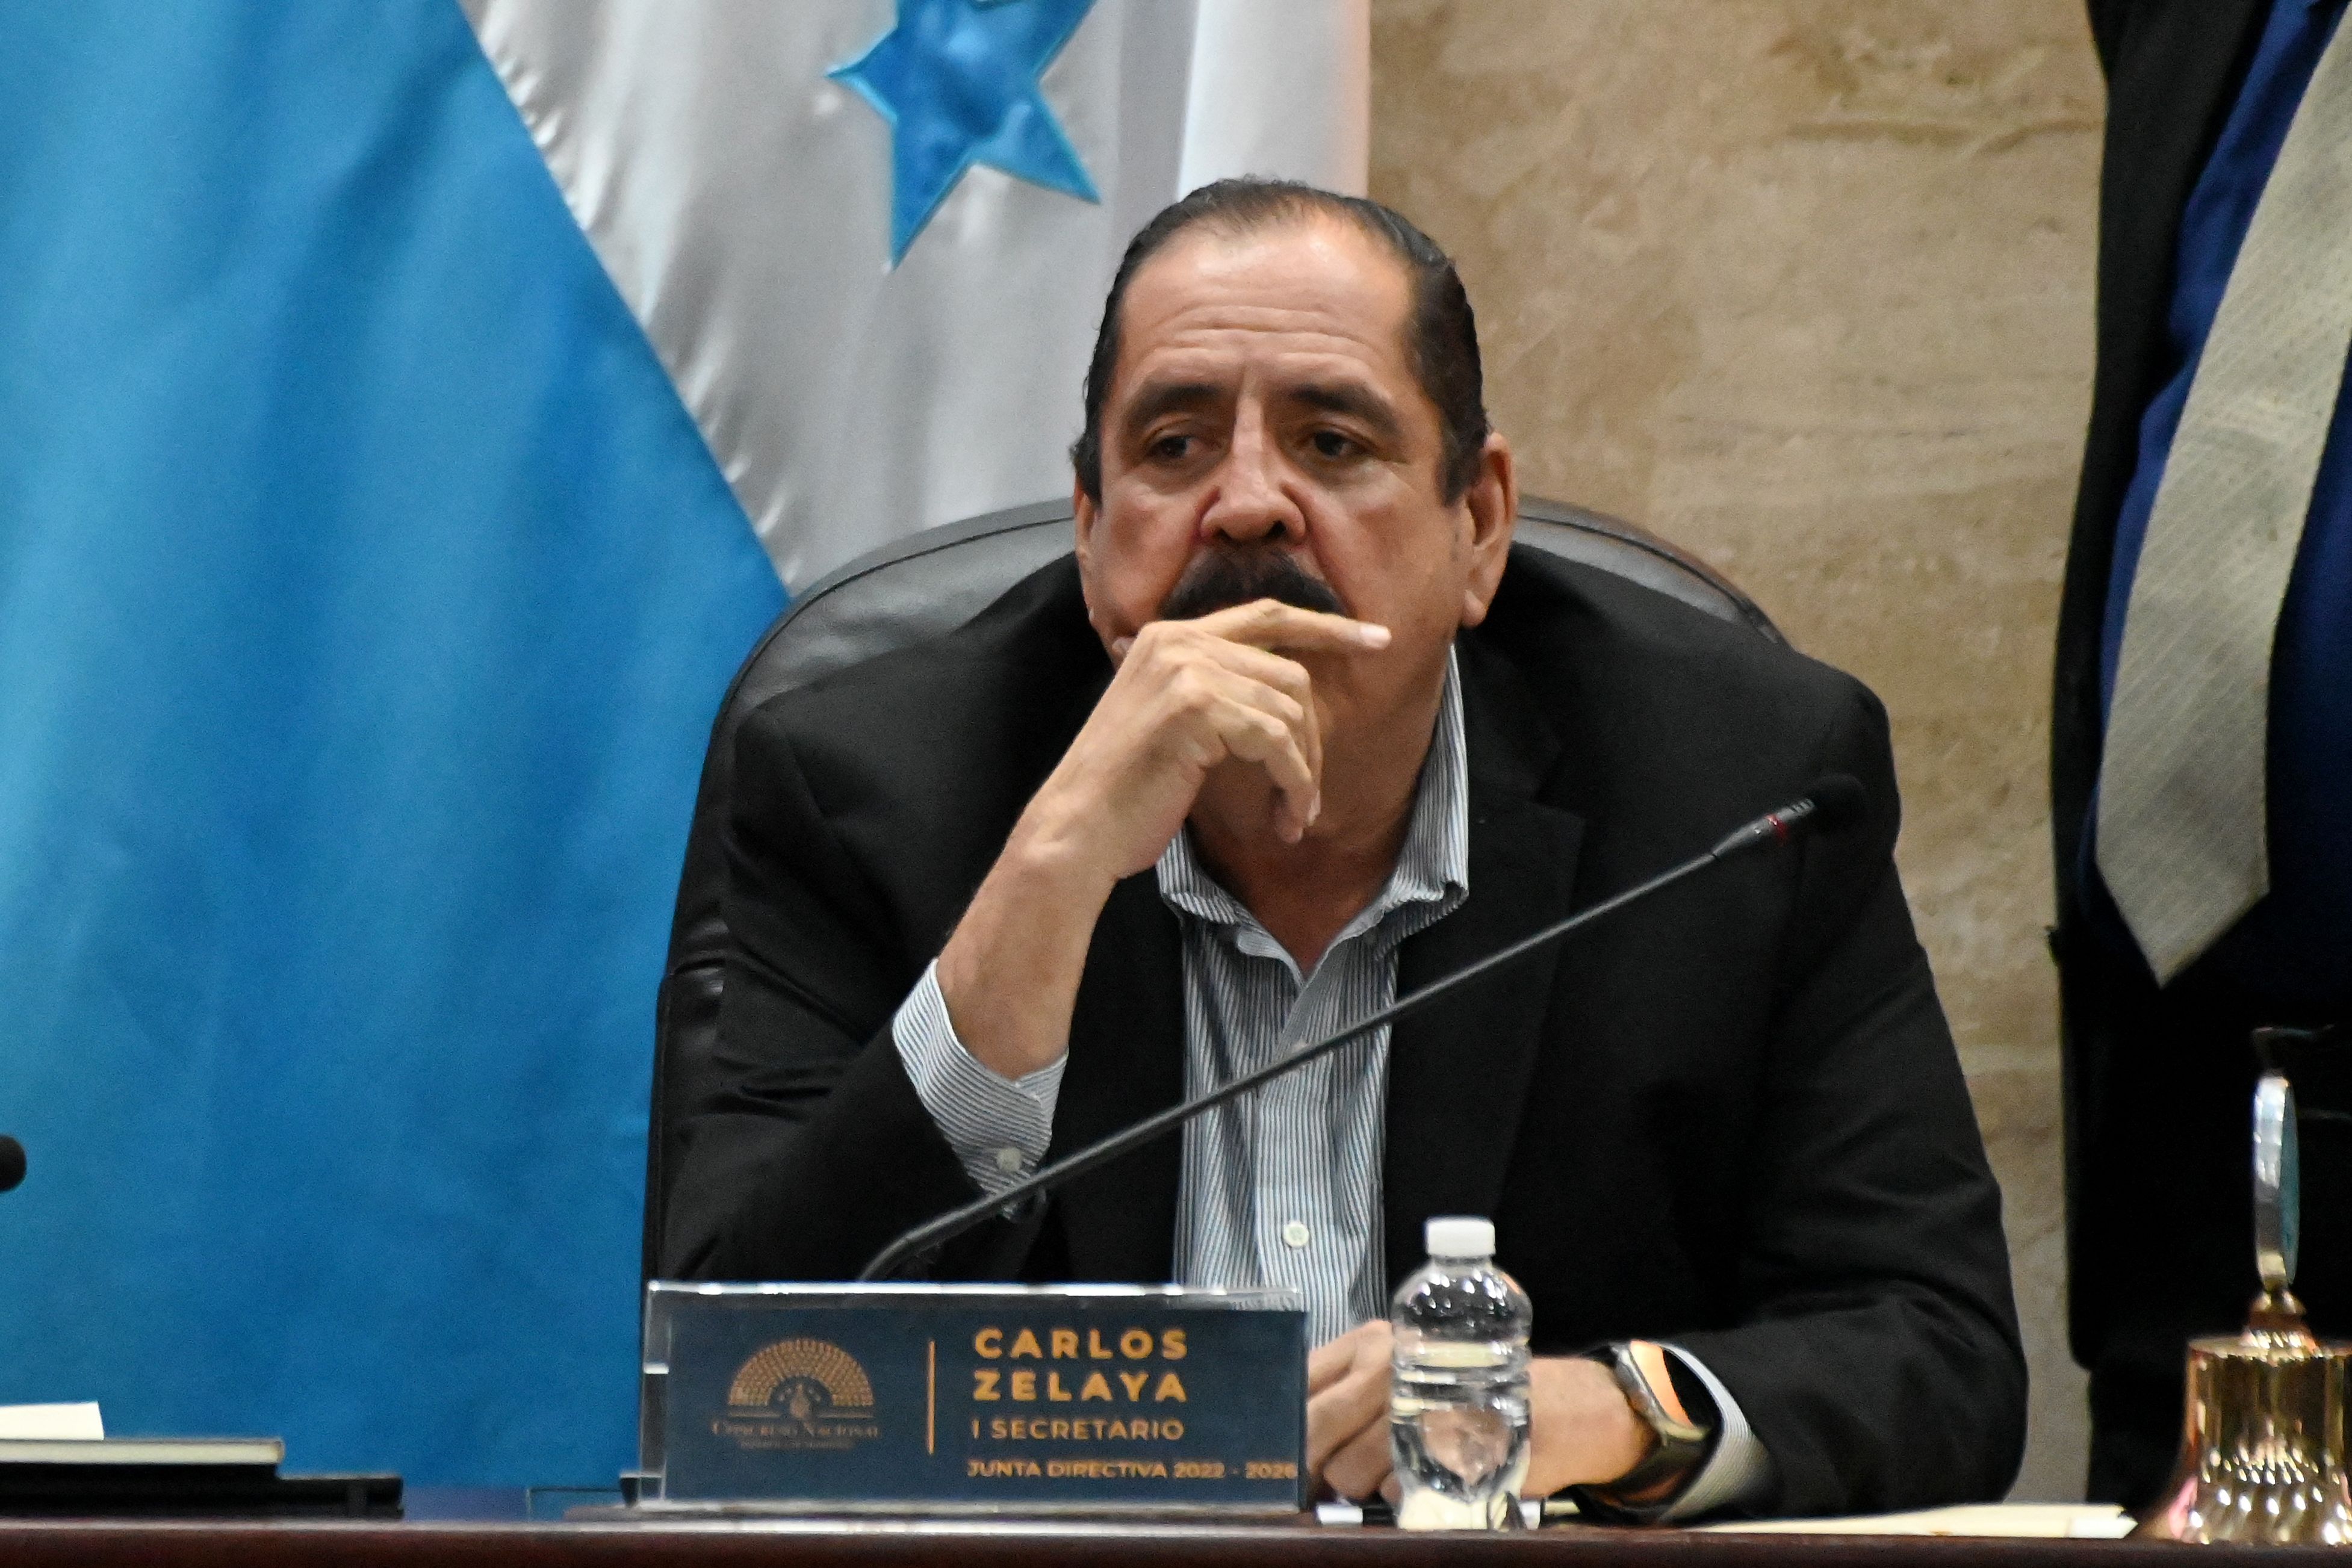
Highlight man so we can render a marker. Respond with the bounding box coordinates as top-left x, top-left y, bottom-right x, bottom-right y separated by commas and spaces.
2058, 0, 2352, 1508
671, 180, 2023, 1518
